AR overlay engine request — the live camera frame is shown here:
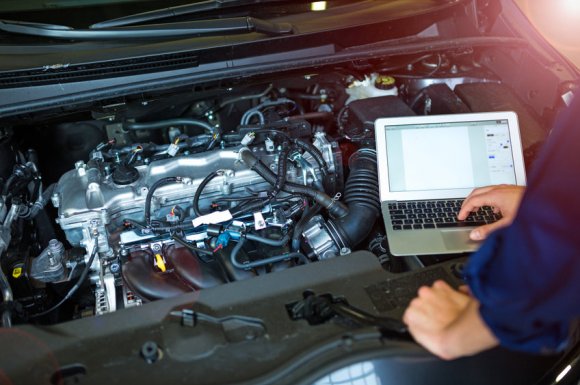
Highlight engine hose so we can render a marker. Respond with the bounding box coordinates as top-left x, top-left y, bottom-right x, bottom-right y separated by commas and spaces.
1, 174, 16, 196
230, 237, 307, 270
230, 143, 291, 217
125, 118, 217, 135
325, 149, 380, 249
246, 233, 289, 247
145, 177, 181, 226
239, 148, 348, 218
